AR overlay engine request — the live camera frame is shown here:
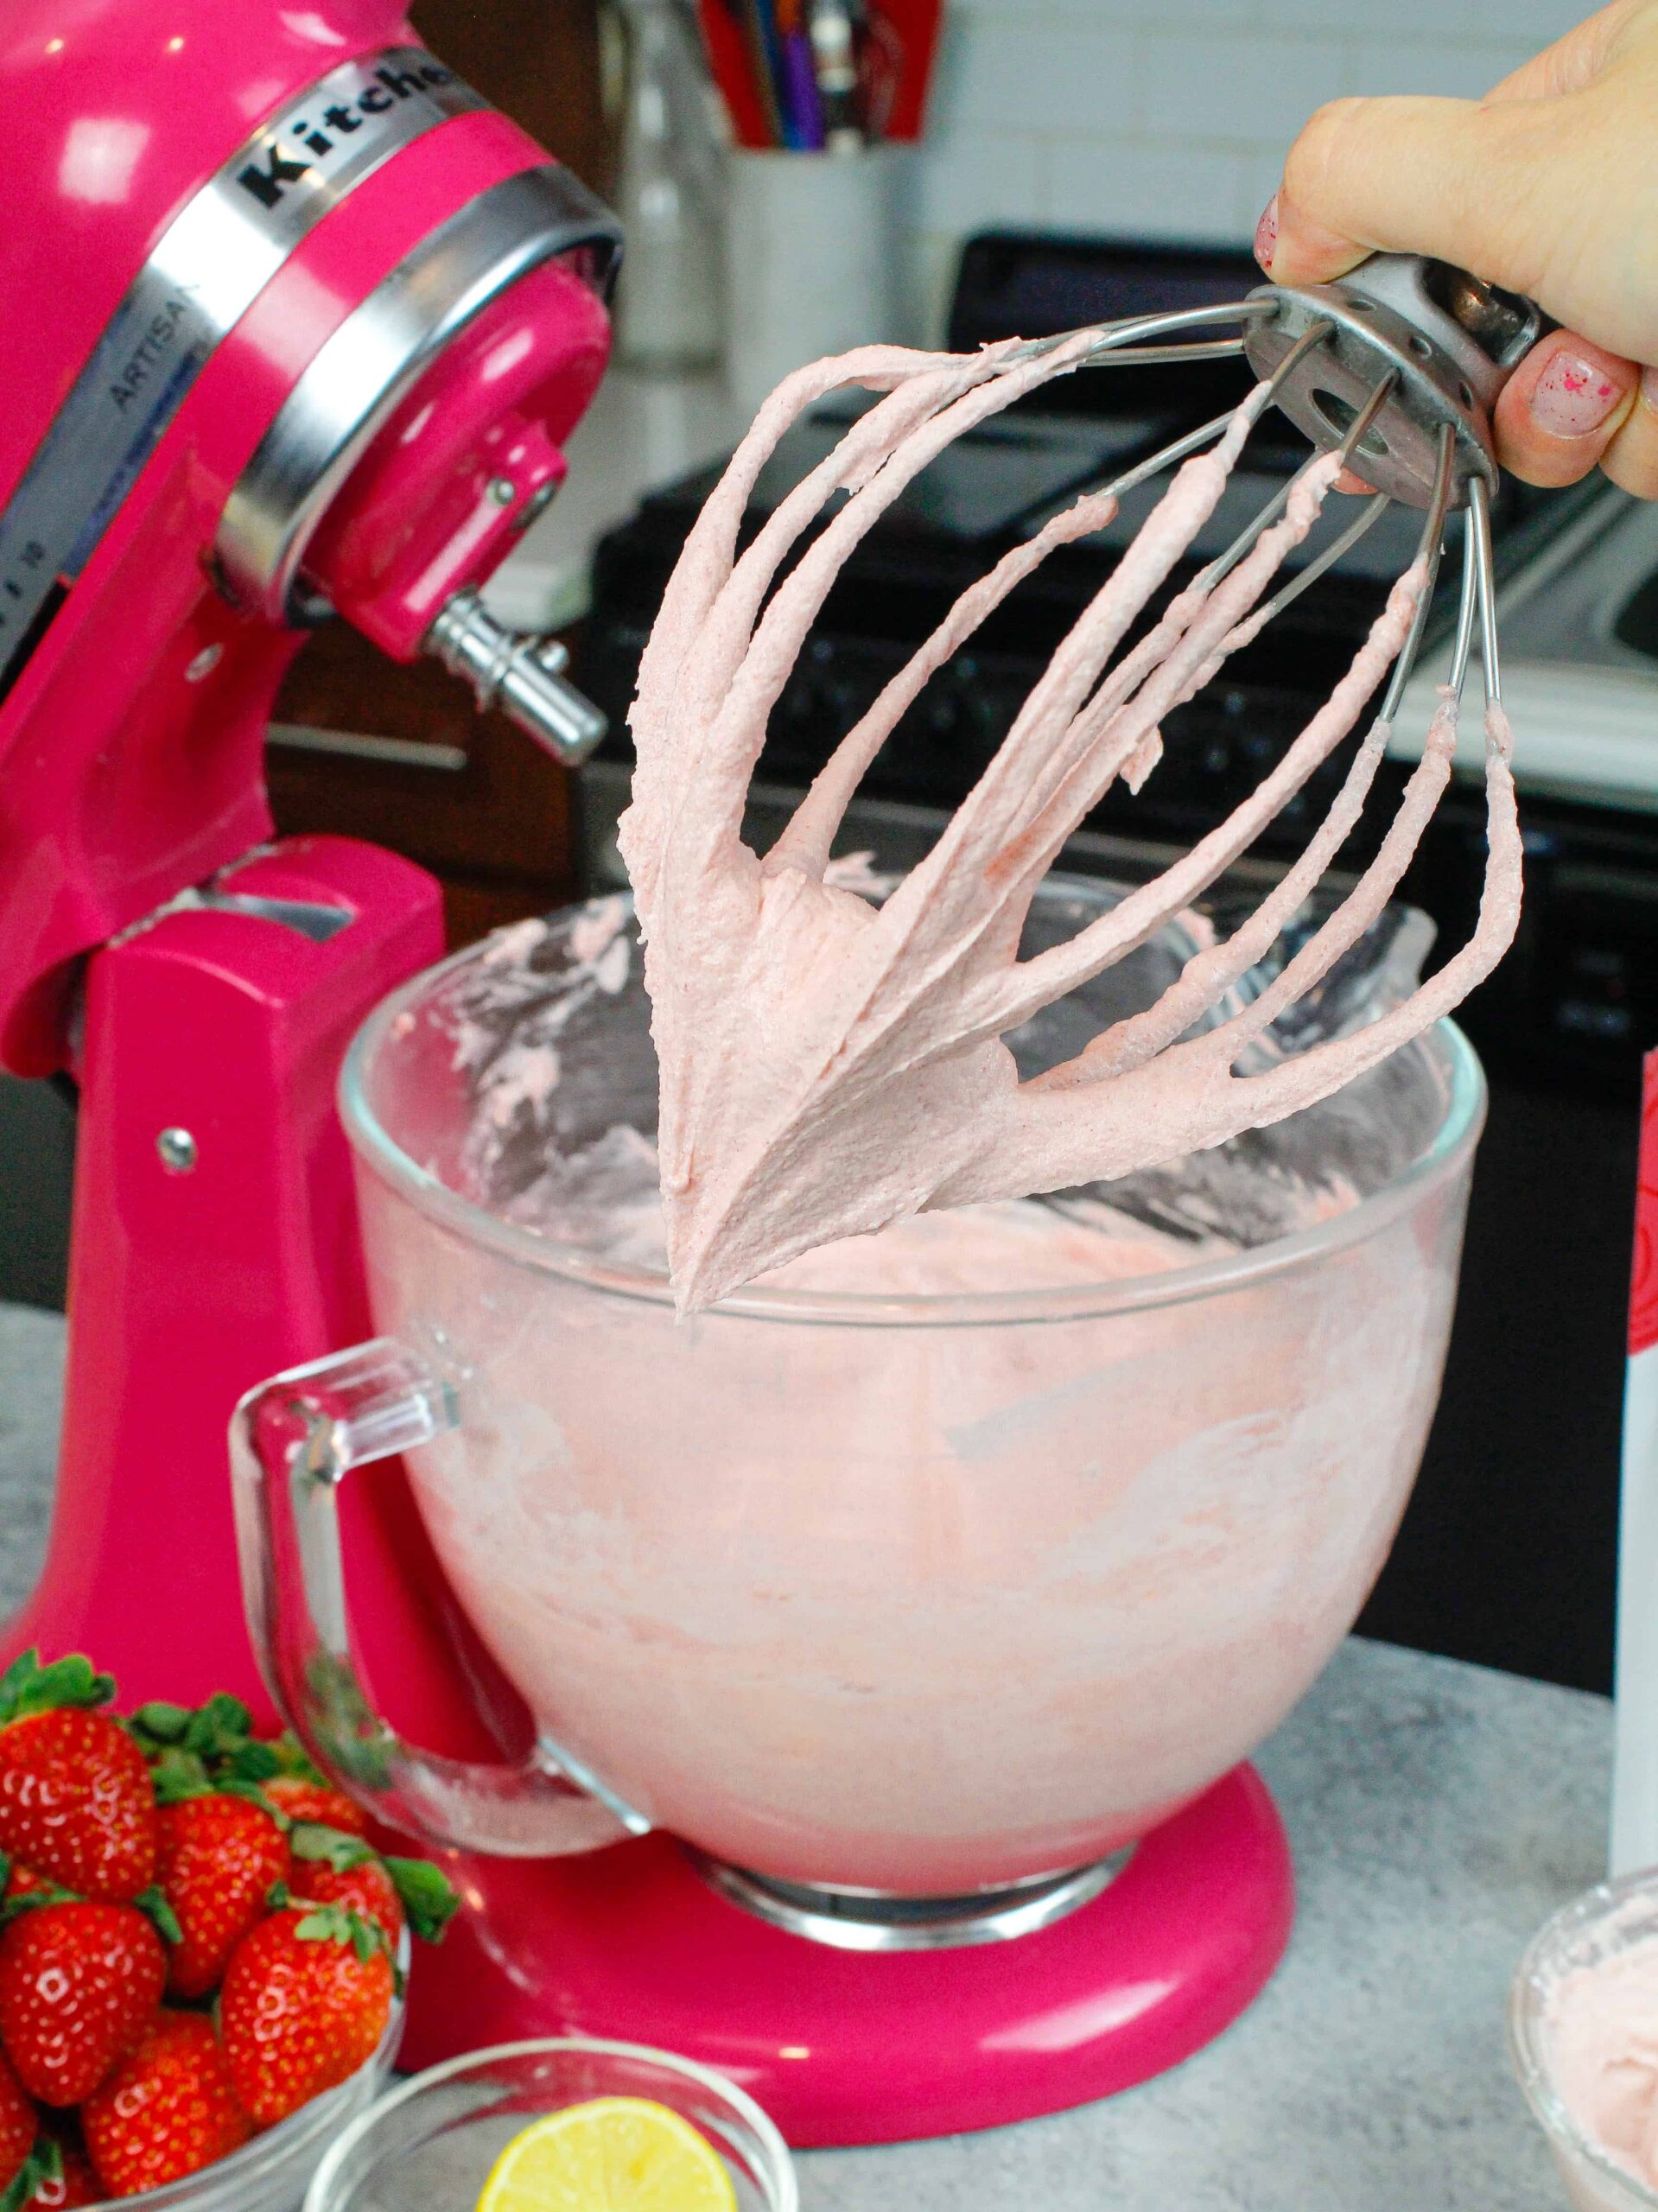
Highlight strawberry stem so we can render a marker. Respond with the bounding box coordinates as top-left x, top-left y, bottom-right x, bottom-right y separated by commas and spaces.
0, 2137, 61, 2212
136, 1885, 184, 1947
